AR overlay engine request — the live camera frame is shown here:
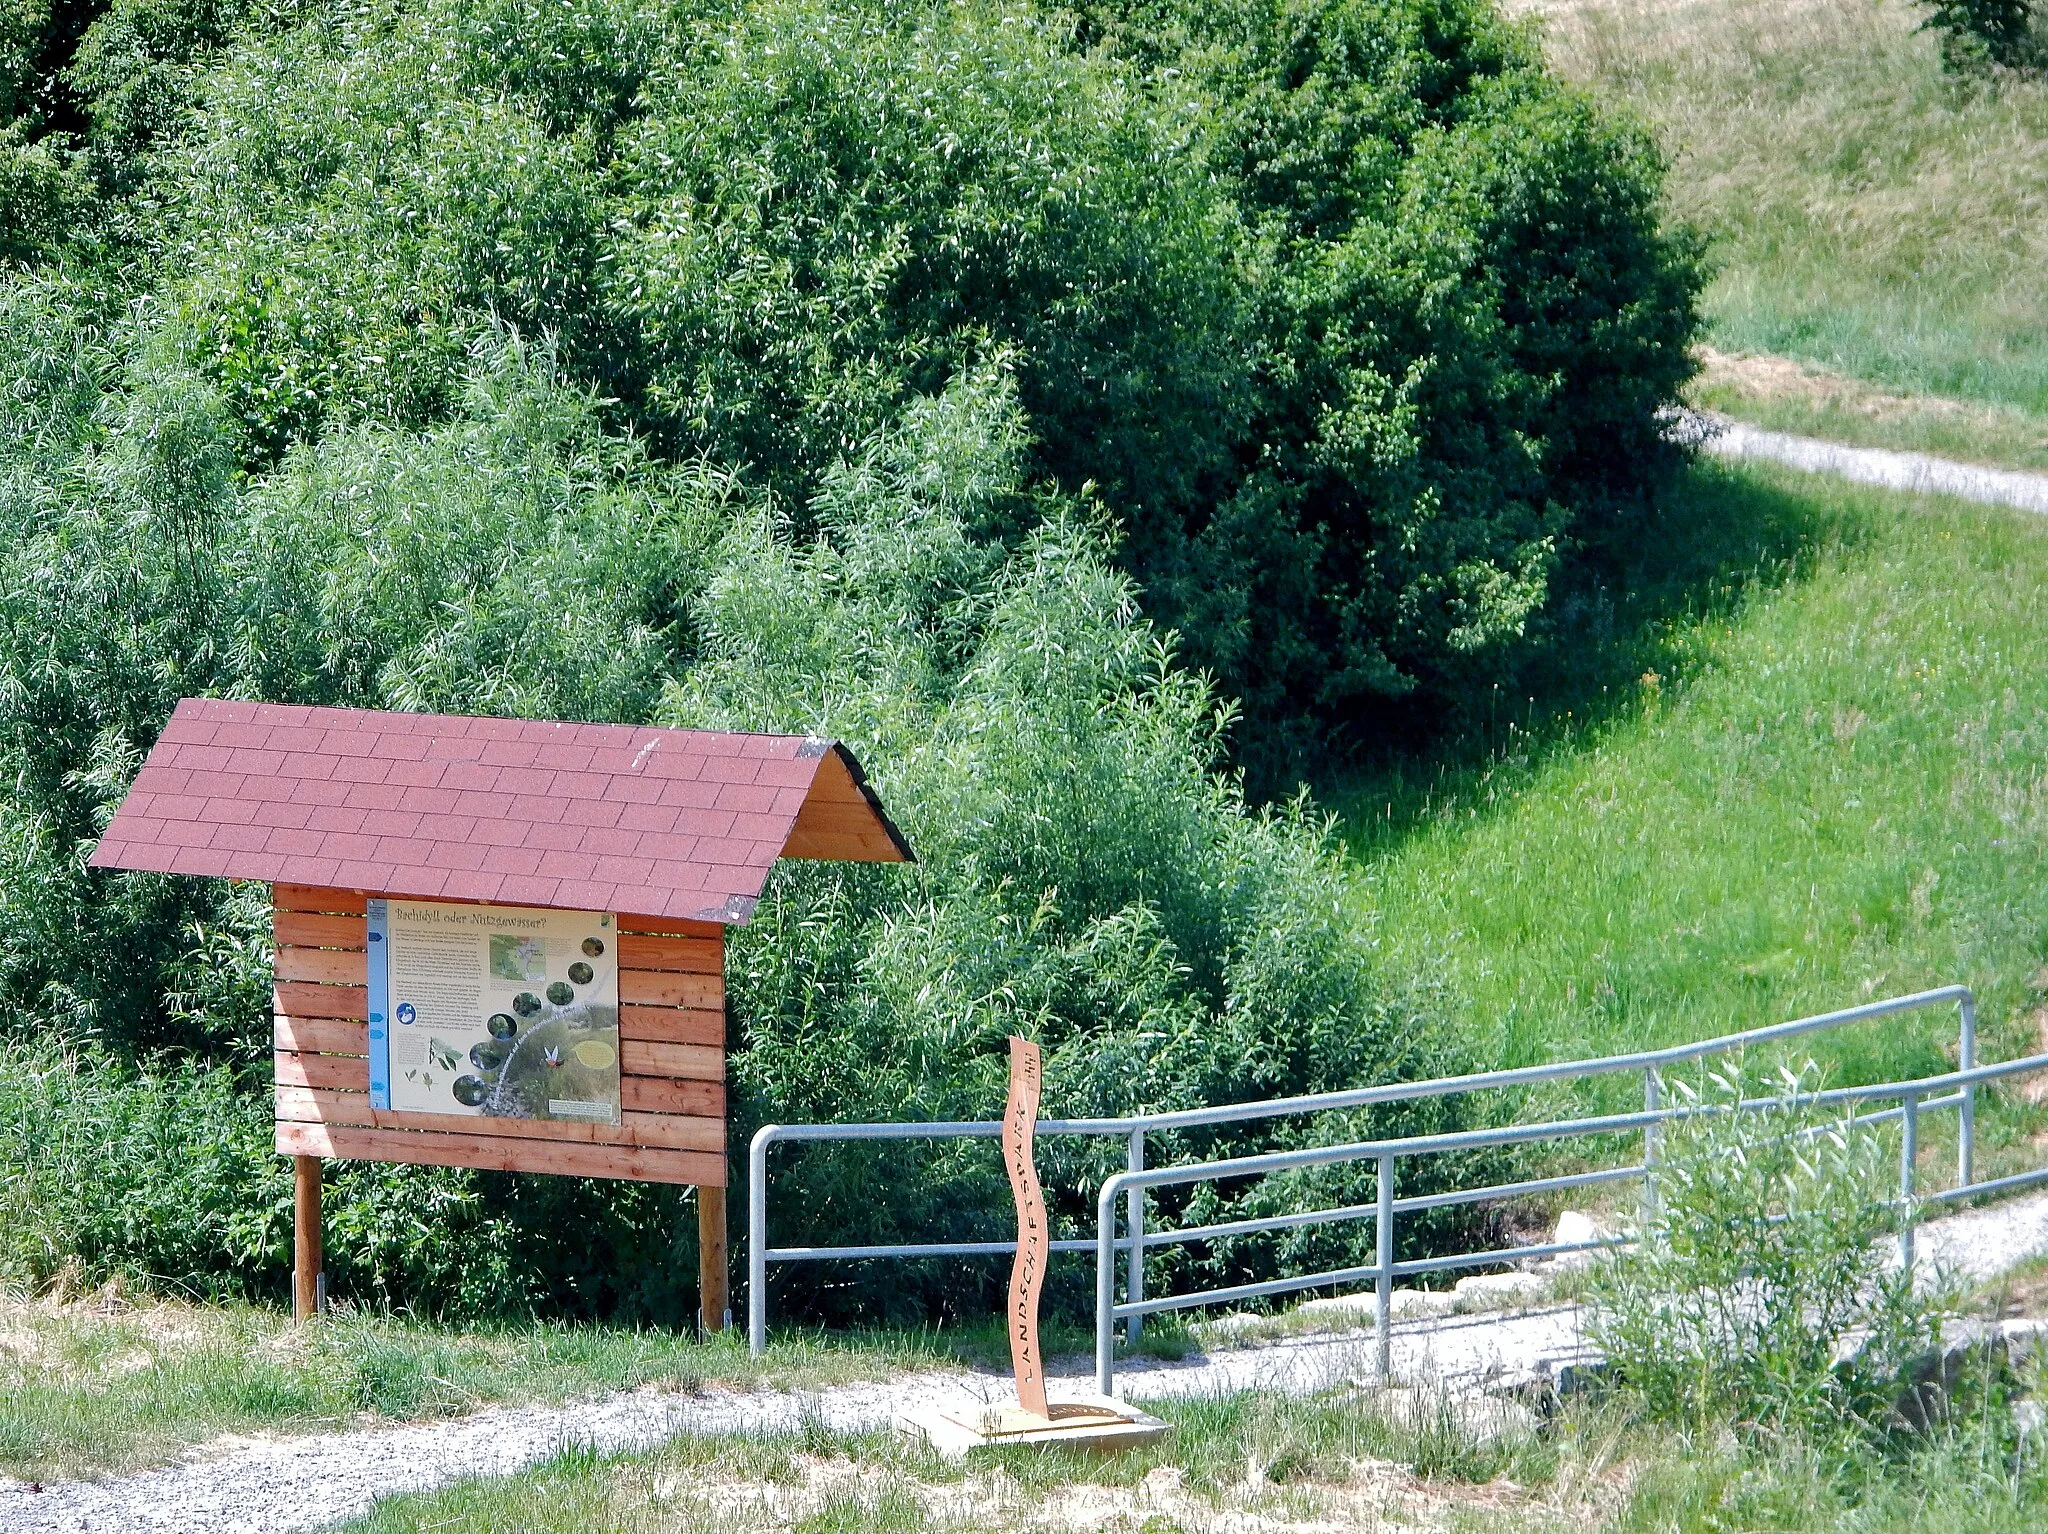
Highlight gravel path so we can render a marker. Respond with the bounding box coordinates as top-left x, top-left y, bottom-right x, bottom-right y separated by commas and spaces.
10, 1189, 2047, 1534
1684, 409, 2048, 515
0, 1317, 1594, 1534
1921, 1186, 2048, 1282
